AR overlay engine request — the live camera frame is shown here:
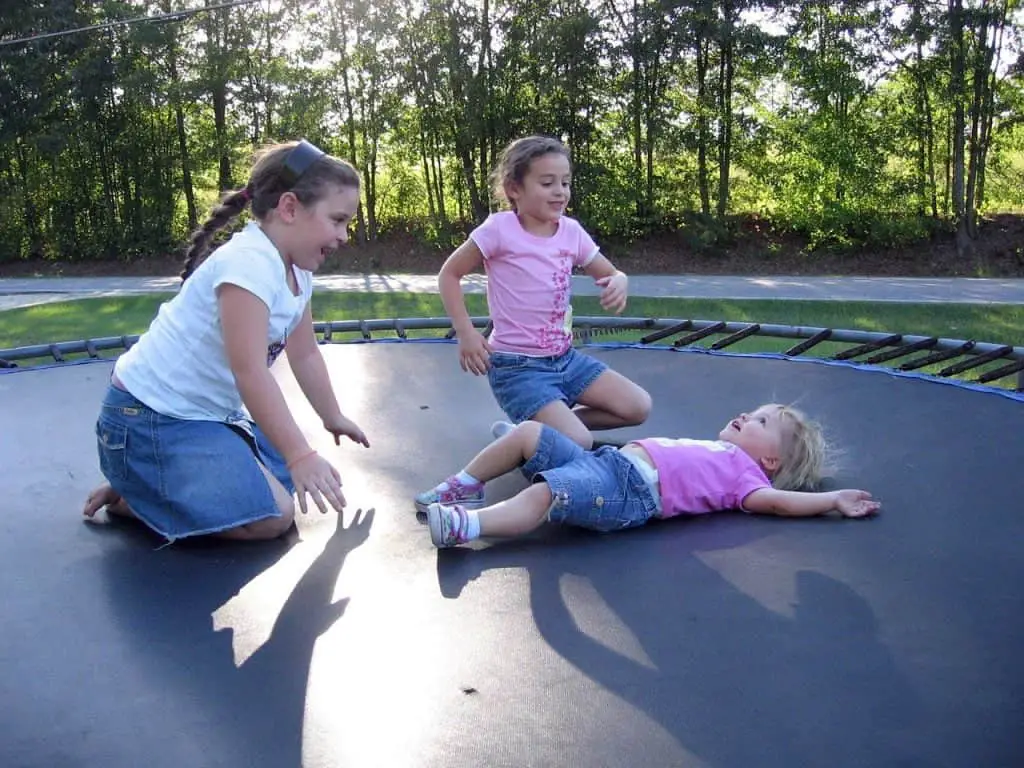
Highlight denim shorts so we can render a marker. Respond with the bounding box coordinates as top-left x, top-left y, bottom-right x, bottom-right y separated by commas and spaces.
487, 348, 608, 424
95, 383, 294, 542
523, 425, 660, 533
